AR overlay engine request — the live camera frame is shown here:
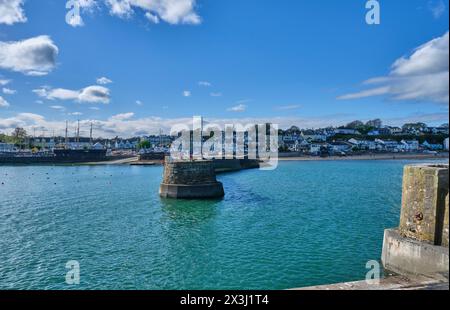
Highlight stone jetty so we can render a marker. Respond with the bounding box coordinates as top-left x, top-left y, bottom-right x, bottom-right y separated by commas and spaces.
159, 159, 225, 199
